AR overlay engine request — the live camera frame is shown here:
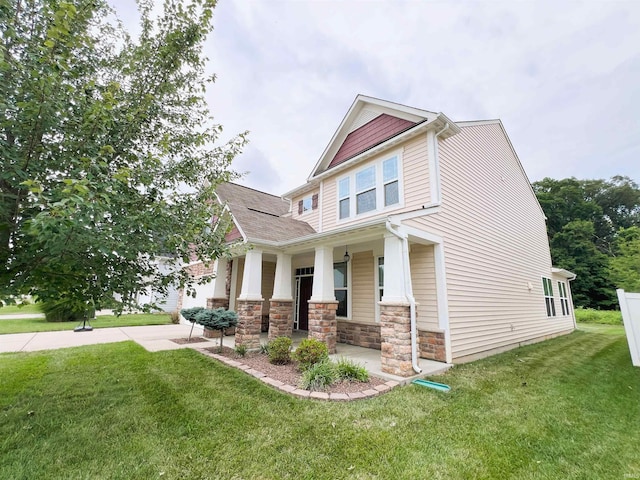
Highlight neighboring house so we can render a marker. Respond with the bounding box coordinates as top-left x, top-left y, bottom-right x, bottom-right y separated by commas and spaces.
189, 95, 576, 377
